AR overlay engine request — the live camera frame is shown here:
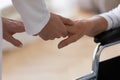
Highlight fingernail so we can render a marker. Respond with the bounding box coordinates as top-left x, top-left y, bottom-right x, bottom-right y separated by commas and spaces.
58, 46, 62, 49
58, 45, 62, 49
58, 45, 64, 49
18, 44, 23, 48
